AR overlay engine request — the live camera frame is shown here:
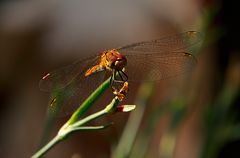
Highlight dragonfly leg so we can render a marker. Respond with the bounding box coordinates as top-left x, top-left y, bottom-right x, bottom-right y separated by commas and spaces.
110, 74, 113, 87
118, 71, 124, 82
119, 70, 128, 82
111, 70, 118, 92
111, 70, 127, 92
113, 72, 125, 83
